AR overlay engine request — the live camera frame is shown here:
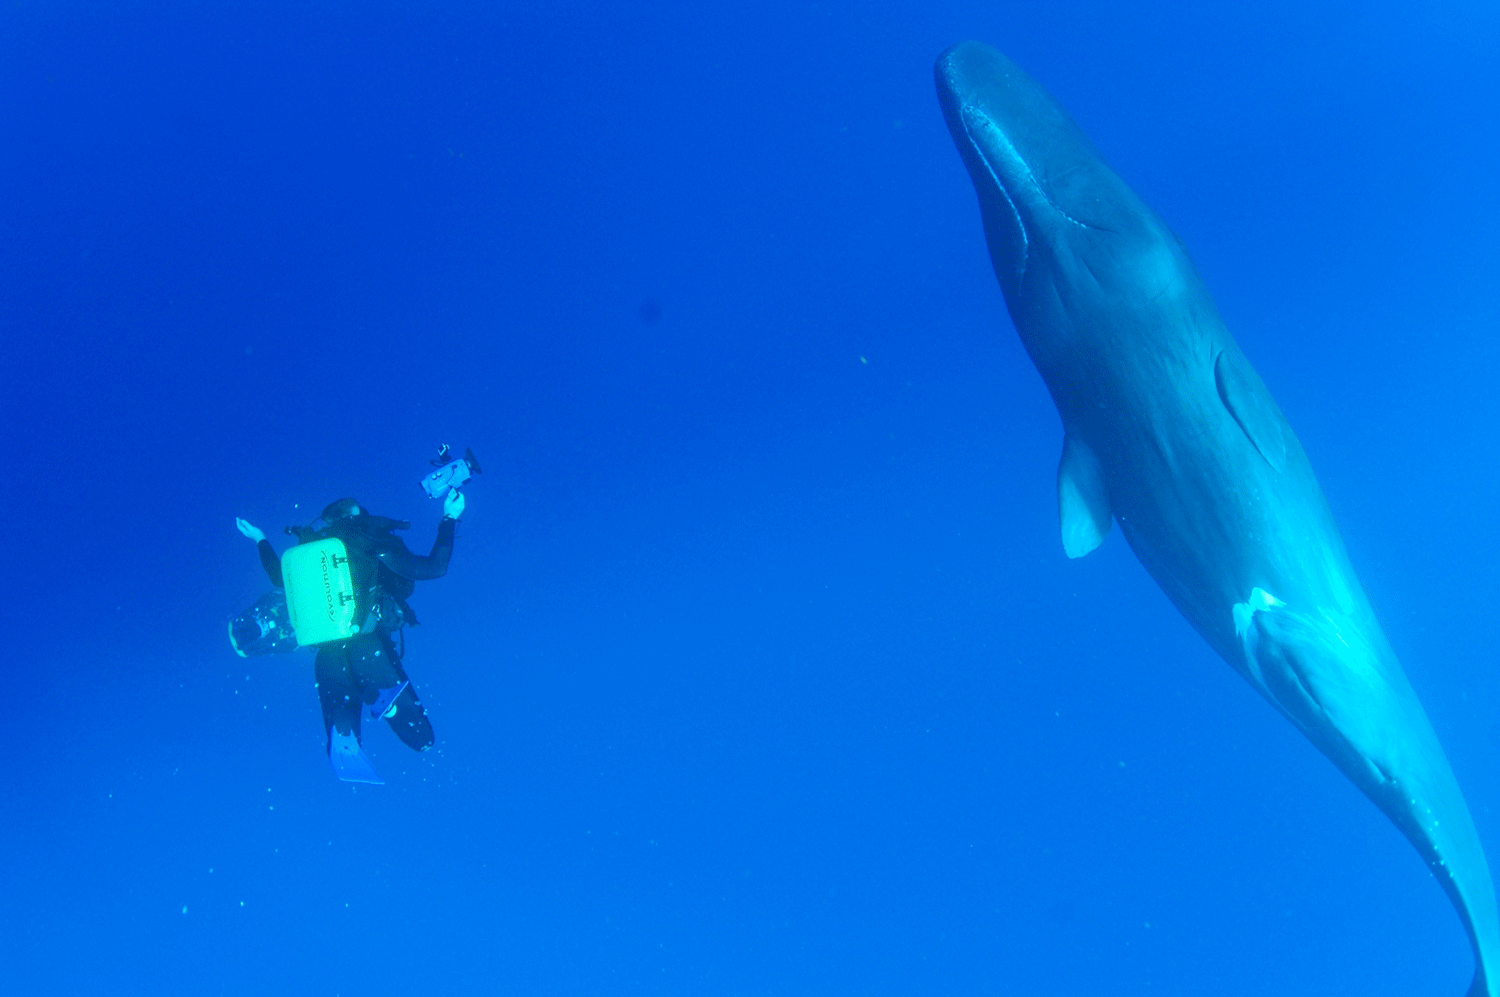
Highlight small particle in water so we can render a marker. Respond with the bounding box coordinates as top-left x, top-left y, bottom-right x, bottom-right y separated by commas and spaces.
181, 906, 188, 915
